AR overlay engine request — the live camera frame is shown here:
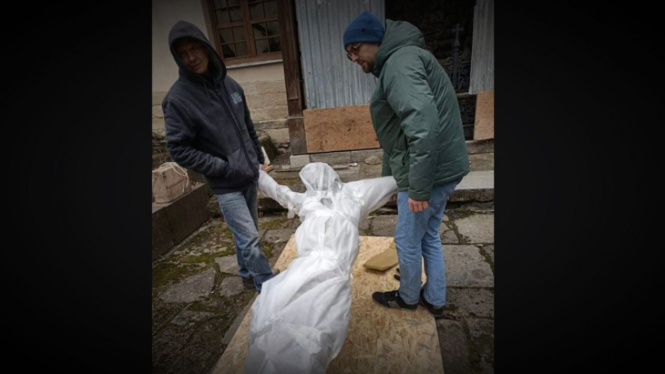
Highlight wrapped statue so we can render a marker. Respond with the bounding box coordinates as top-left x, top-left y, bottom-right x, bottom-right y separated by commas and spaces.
245, 162, 397, 374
